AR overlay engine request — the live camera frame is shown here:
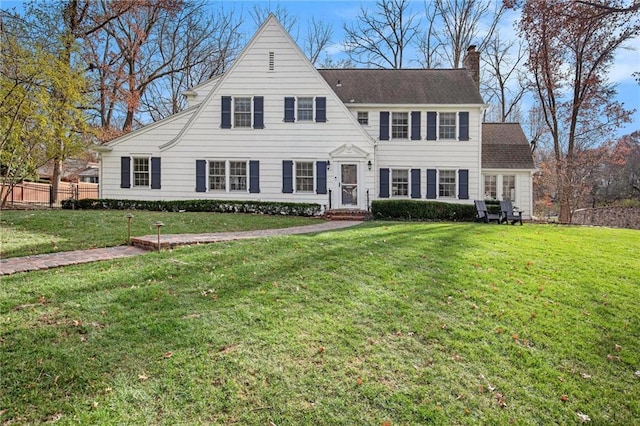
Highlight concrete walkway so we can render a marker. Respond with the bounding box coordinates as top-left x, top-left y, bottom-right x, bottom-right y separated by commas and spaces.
0, 220, 361, 276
